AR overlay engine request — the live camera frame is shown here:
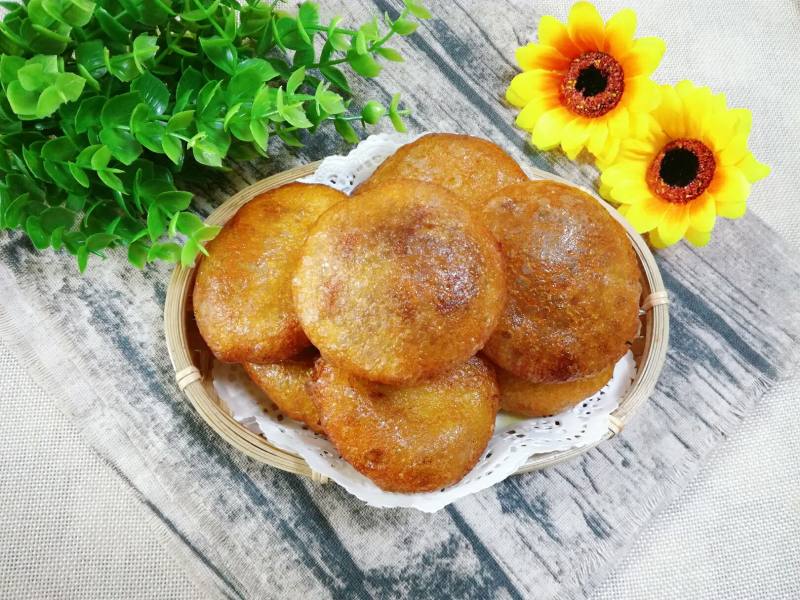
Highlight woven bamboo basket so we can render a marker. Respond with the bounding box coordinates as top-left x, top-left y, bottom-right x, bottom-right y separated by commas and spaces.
164, 162, 669, 484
